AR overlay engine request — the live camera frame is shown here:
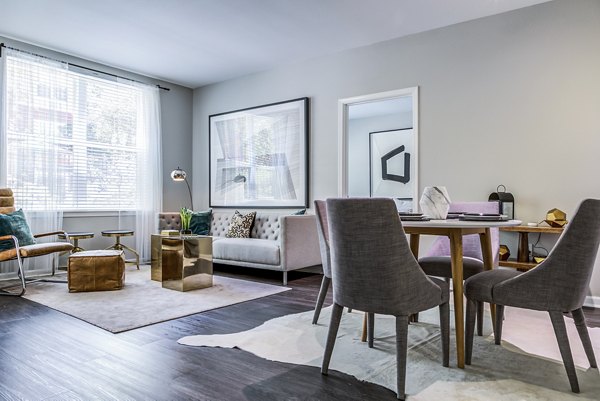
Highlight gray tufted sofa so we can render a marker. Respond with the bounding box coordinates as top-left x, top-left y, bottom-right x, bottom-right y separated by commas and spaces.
158, 211, 322, 285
